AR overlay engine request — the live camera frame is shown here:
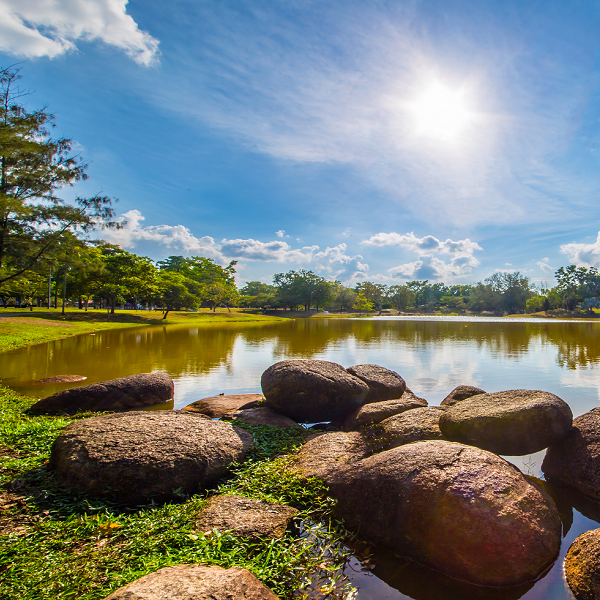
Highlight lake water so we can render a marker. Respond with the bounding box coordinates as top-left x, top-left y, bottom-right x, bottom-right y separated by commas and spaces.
2, 315, 600, 599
